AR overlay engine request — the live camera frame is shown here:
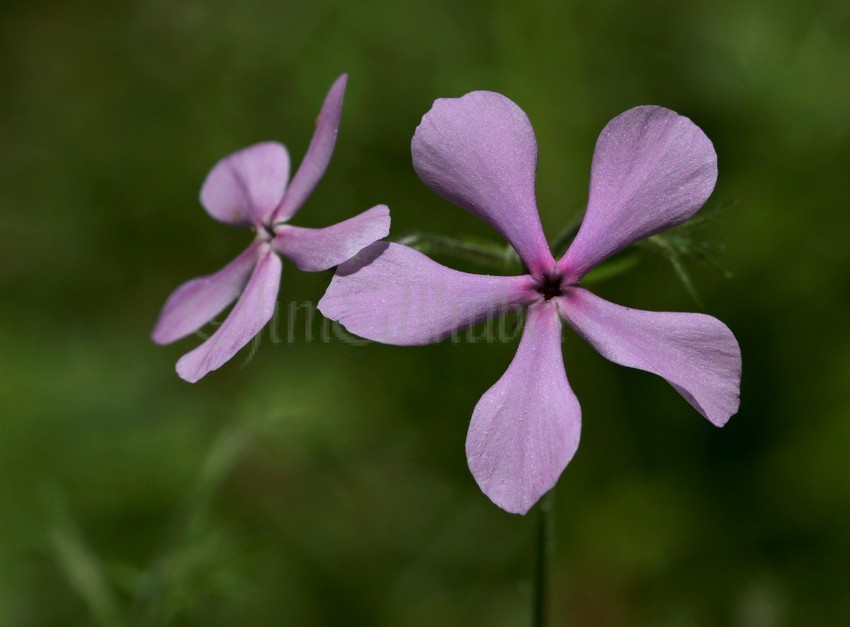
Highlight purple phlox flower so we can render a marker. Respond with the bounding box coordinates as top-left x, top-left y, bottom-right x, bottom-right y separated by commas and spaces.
152, 75, 390, 382
318, 91, 742, 514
